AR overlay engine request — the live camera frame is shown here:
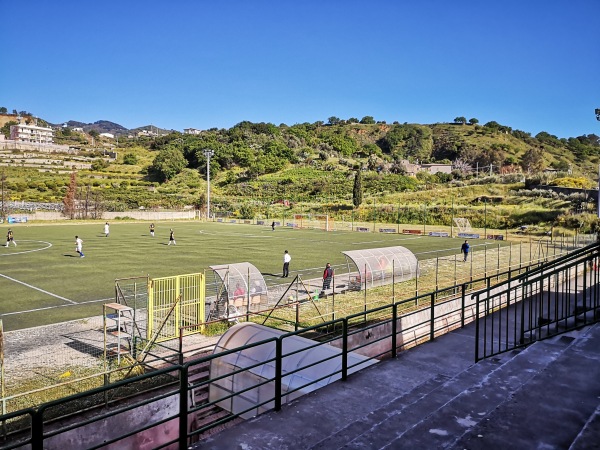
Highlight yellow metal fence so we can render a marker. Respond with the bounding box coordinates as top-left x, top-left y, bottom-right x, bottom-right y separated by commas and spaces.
147, 272, 205, 342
